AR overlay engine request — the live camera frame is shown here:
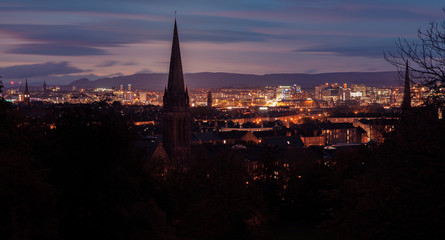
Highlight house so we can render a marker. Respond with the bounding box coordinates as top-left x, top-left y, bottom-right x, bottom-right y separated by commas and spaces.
353, 118, 398, 143
319, 122, 365, 145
